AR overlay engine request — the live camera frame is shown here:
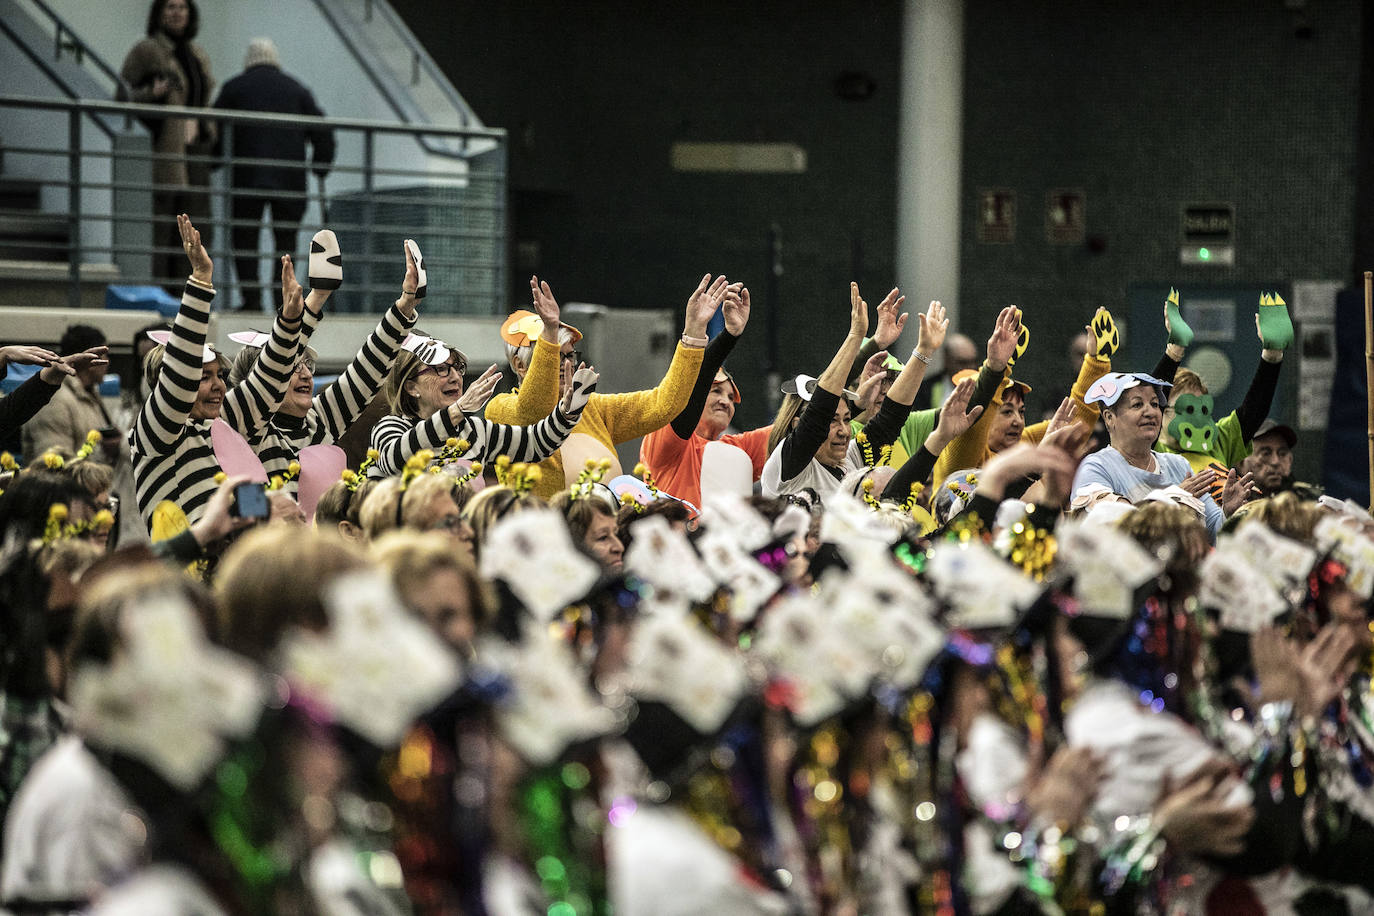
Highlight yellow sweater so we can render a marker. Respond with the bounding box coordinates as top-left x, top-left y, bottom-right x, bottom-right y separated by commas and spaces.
484, 336, 561, 424
485, 341, 704, 500
931, 355, 1109, 492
